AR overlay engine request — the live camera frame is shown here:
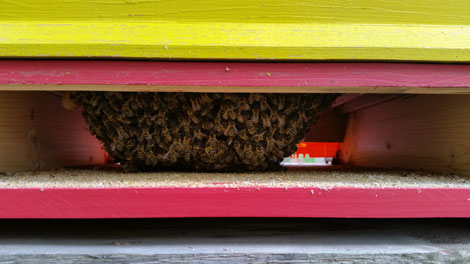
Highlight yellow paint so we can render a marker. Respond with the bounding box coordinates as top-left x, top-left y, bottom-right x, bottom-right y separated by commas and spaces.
1, 0, 469, 25
0, 0, 470, 61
